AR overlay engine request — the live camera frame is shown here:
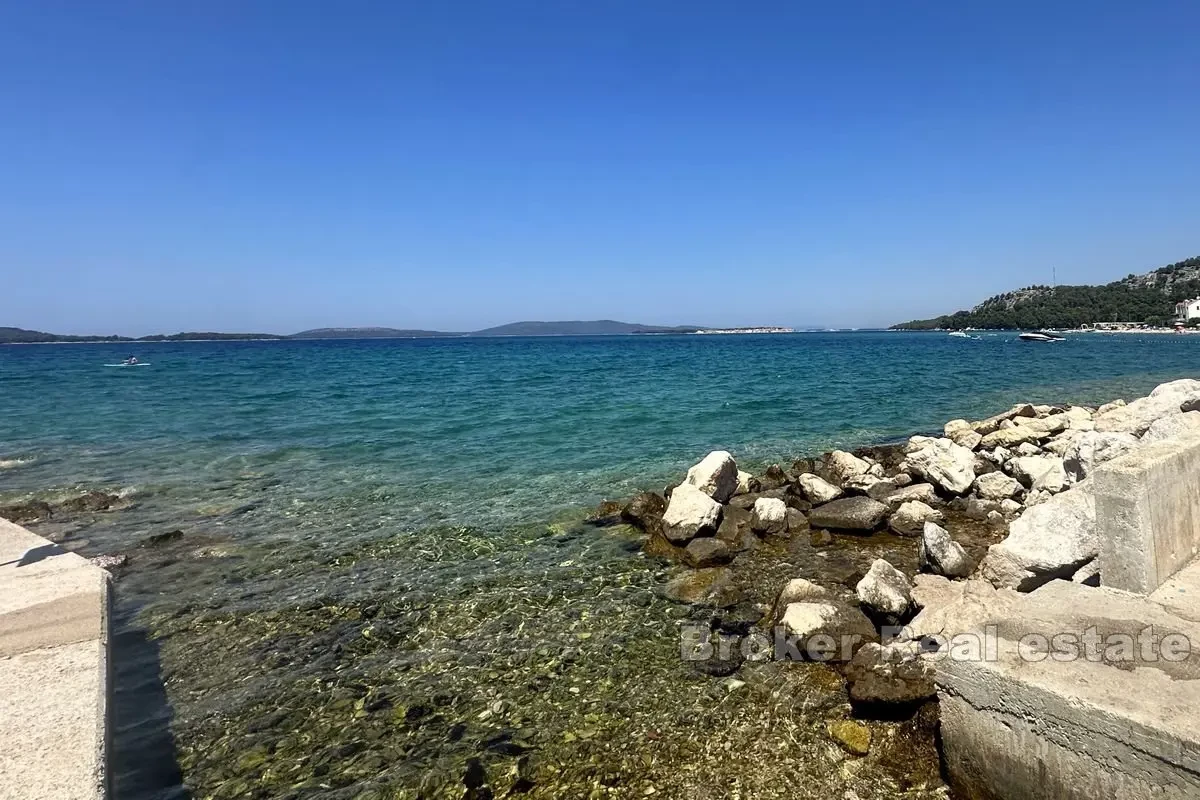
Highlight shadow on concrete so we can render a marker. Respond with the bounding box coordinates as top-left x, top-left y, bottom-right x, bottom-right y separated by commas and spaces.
0, 542, 67, 567
111, 602, 192, 800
